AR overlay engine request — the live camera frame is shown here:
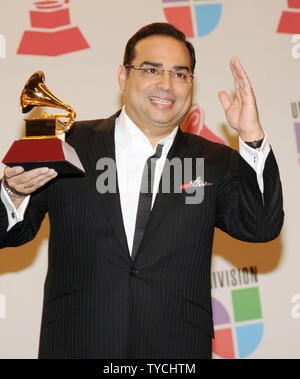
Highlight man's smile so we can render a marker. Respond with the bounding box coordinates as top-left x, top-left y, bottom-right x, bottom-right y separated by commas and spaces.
149, 96, 175, 109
